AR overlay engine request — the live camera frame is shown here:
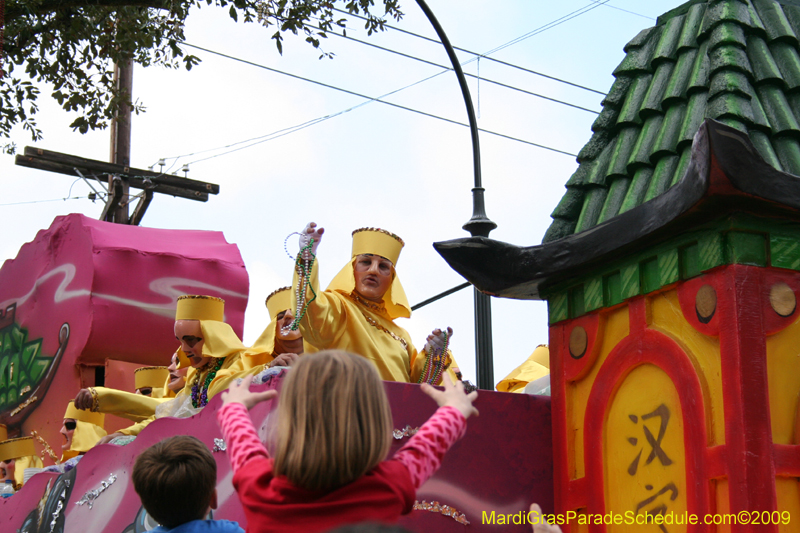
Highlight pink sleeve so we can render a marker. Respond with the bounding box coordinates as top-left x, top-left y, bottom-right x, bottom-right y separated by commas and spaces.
393, 405, 467, 490
217, 402, 270, 473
